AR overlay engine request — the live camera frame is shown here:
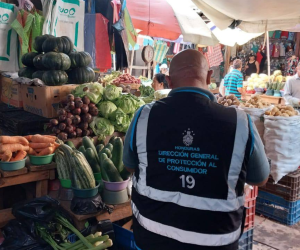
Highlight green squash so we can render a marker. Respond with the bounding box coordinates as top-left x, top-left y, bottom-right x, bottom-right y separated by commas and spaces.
67, 67, 95, 84
32, 71, 46, 80
33, 34, 55, 52
42, 36, 74, 55
33, 54, 46, 70
42, 70, 68, 86
42, 52, 71, 70
69, 51, 92, 68
21, 52, 39, 67
18, 67, 36, 78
